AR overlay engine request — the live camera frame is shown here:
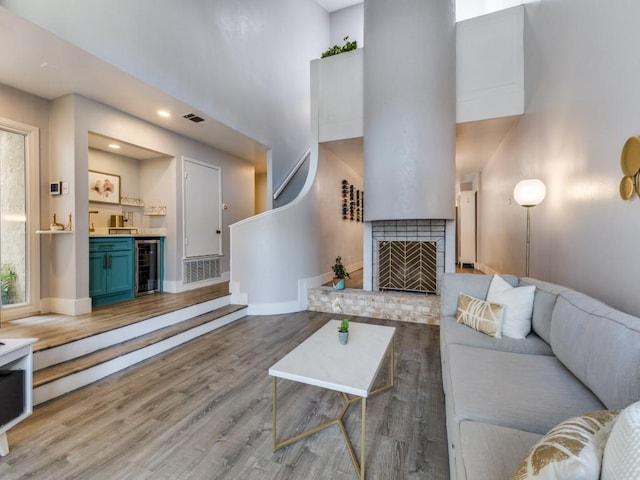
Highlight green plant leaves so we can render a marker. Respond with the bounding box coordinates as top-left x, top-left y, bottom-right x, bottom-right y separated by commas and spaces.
321, 36, 358, 58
